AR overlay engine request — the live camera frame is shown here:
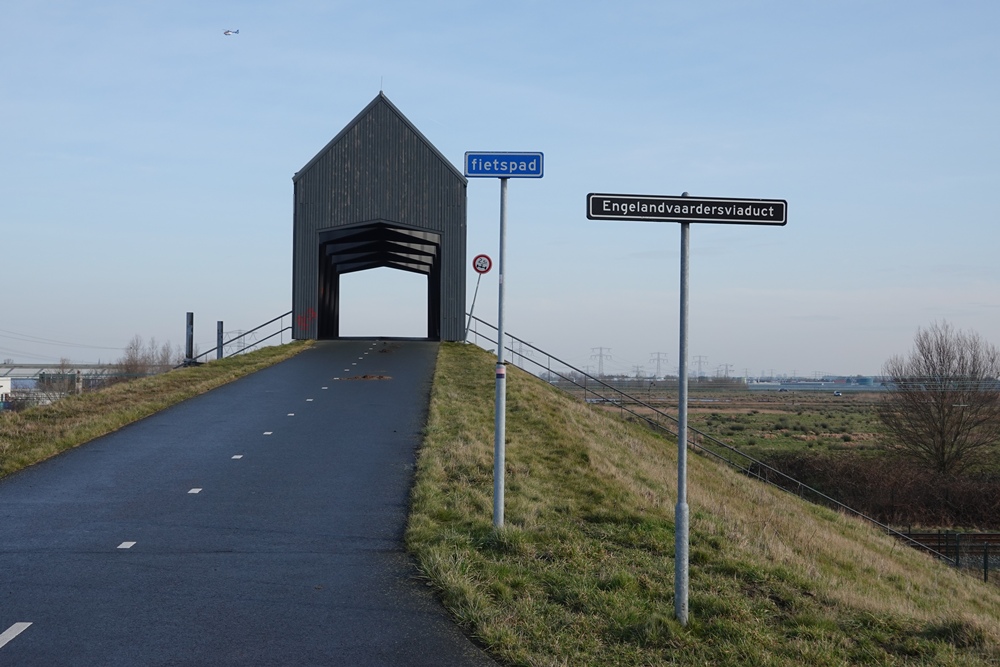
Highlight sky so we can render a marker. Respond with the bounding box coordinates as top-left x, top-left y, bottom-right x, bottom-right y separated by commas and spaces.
2, 1, 999, 378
